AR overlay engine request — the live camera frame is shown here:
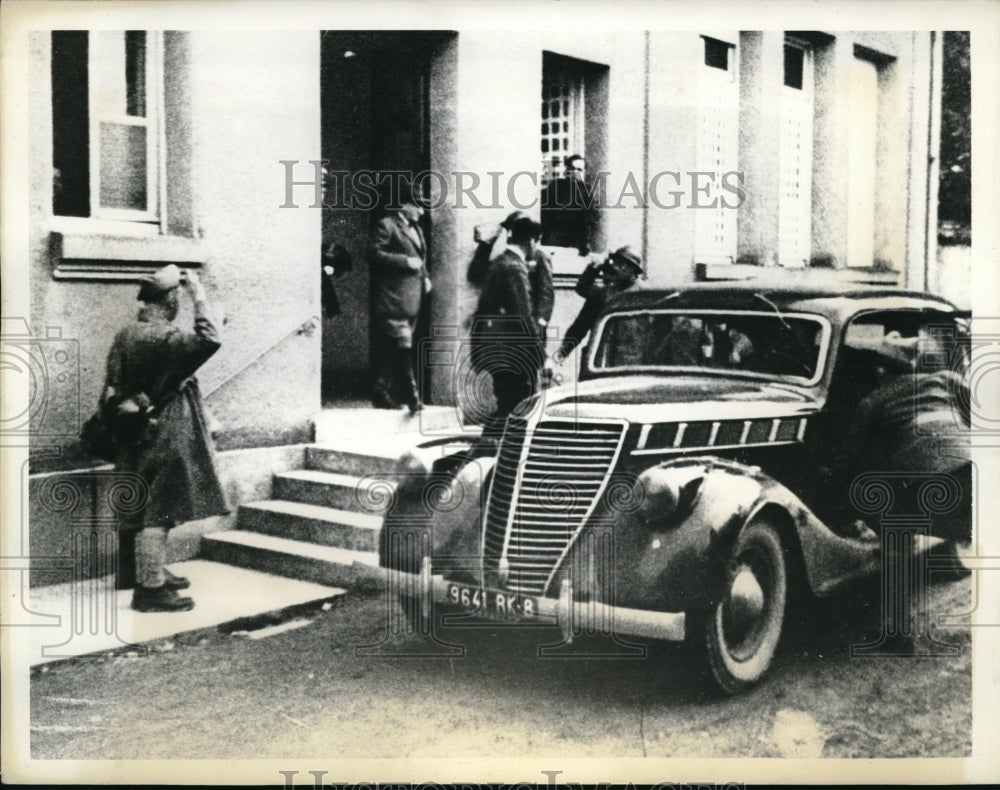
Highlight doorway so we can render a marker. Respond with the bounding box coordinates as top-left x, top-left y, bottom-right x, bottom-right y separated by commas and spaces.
319, 31, 449, 404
